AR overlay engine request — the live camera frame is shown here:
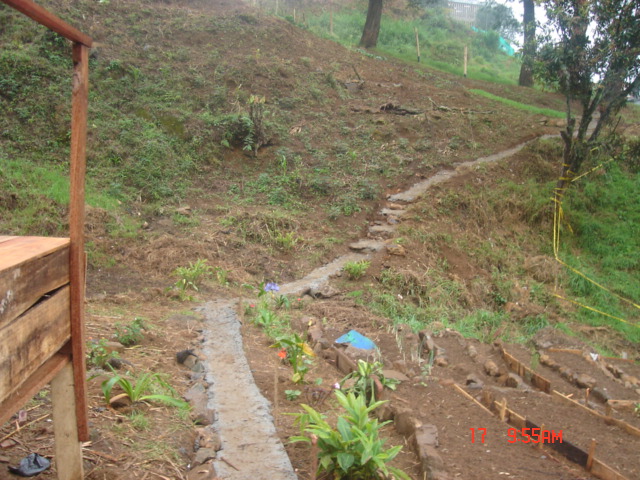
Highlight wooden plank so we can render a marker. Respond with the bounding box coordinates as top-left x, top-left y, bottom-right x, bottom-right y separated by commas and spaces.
0, 286, 70, 404
0, 236, 18, 244
452, 383, 495, 416
0, 241, 69, 327
0, 236, 69, 271
0, 0, 92, 46
502, 350, 551, 393
51, 362, 84, 479
0, 352, 68, 426
68, 42, 90, 442
553, 390, 640, 438
591, 458, 630, 480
